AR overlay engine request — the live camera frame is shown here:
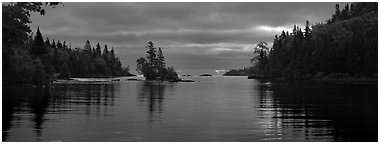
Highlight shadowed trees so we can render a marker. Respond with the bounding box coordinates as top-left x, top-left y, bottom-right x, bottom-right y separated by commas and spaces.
251, 2, 377, 79
3, 2, 129, 85
3, 2, 61, 85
